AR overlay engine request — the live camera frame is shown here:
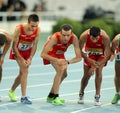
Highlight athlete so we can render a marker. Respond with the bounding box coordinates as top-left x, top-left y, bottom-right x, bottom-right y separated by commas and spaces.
8, 14, 40, 104
0, 30, 12, 100
78, 26, 110, 106
41, 24, 82, 105
110, 34, 120, 104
